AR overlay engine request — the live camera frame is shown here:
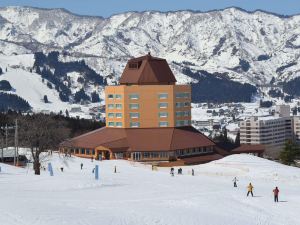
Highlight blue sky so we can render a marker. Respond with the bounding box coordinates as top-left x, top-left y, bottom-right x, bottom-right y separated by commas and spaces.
0, 0, 299, 18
